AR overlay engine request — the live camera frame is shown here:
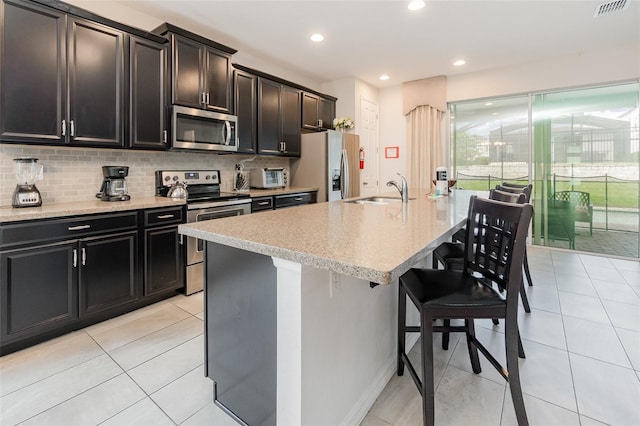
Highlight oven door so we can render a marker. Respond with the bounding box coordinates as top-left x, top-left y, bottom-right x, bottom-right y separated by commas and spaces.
186, 202, 251, 265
